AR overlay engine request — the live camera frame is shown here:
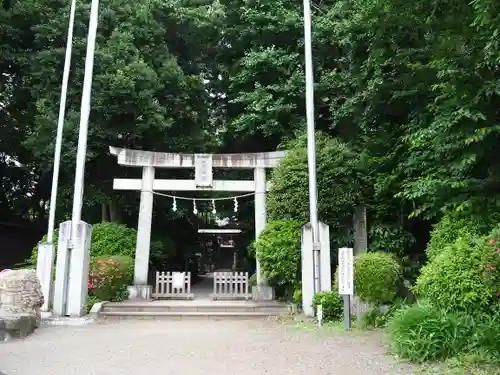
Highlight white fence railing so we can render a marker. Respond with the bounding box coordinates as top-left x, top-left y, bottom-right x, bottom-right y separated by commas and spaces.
211, 271, 250, 300
152, 271, 193, 299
